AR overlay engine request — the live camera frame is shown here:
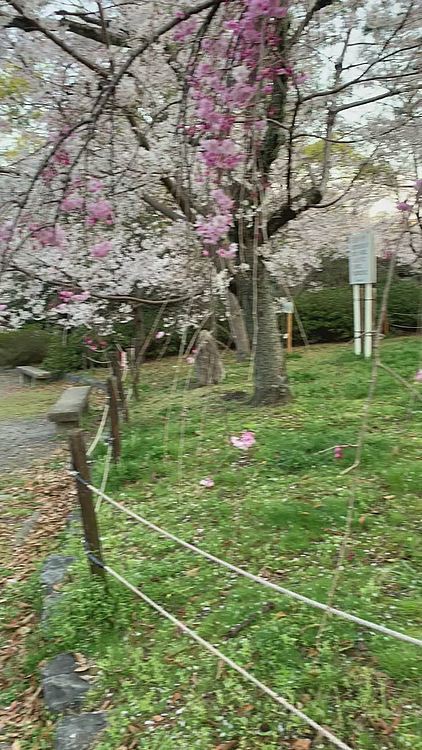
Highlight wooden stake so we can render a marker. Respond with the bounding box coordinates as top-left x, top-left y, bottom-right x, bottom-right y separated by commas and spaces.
107, 376, 121, 462
286, 312, 293, 354
69, 430, 105, 579
110, 352, 129, 422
